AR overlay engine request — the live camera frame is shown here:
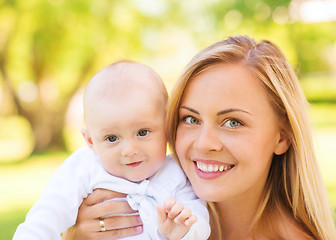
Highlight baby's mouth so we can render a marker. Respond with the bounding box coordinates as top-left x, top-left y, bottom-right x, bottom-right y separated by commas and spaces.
195, 161, 234, 173
126, 161, 142, 167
